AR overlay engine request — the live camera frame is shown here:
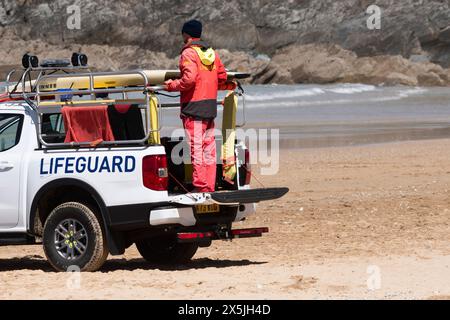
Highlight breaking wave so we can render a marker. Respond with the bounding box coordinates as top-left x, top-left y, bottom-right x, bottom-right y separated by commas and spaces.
245, 88, 325, 101
245, 86, 429, 109
327, 84, 377, 94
